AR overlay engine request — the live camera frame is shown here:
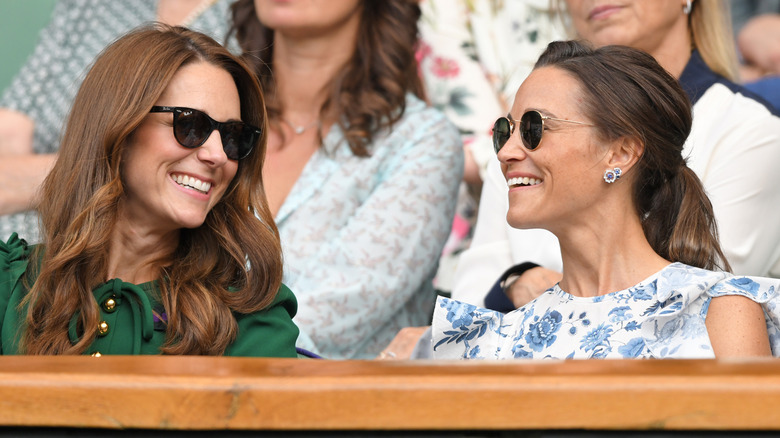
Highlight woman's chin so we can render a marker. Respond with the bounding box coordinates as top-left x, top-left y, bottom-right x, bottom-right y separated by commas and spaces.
506, 216, 539, 230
